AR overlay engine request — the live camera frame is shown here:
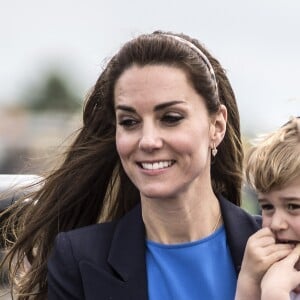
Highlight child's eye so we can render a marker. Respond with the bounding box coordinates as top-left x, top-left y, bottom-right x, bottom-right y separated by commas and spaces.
161, 113, 184, 125
287, 203, 300, 211
260, 204, 274, 211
